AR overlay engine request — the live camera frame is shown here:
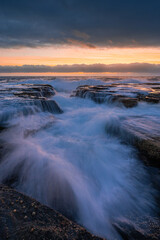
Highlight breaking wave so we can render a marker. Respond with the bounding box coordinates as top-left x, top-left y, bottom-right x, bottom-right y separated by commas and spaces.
0, 76, 159, 239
